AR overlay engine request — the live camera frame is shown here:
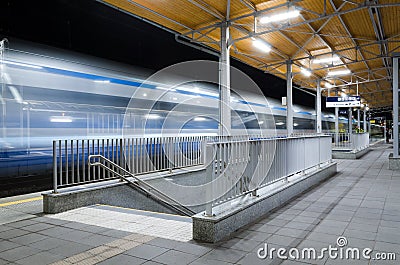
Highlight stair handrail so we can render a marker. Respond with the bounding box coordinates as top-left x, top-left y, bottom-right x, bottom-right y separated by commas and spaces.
88, 154, 195, 217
